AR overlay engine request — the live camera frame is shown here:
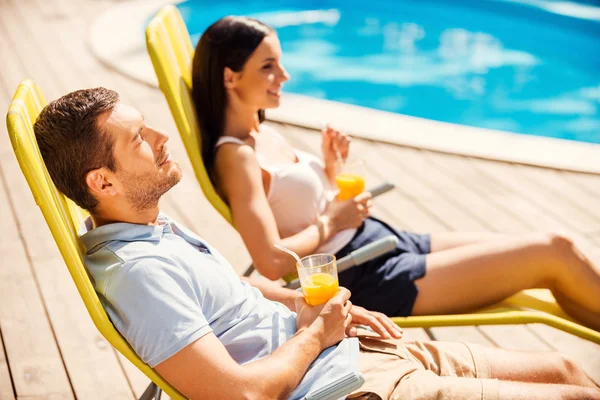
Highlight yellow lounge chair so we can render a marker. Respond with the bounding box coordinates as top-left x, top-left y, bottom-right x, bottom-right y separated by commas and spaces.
6, 79, 186, 400
145, 5, 600, 345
